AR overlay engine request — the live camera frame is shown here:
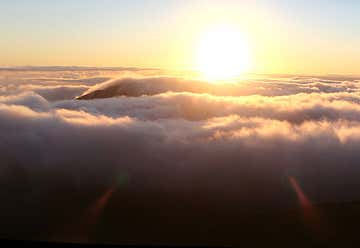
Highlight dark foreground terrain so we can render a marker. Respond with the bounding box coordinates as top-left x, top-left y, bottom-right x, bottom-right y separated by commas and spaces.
1, 182, 360, 247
